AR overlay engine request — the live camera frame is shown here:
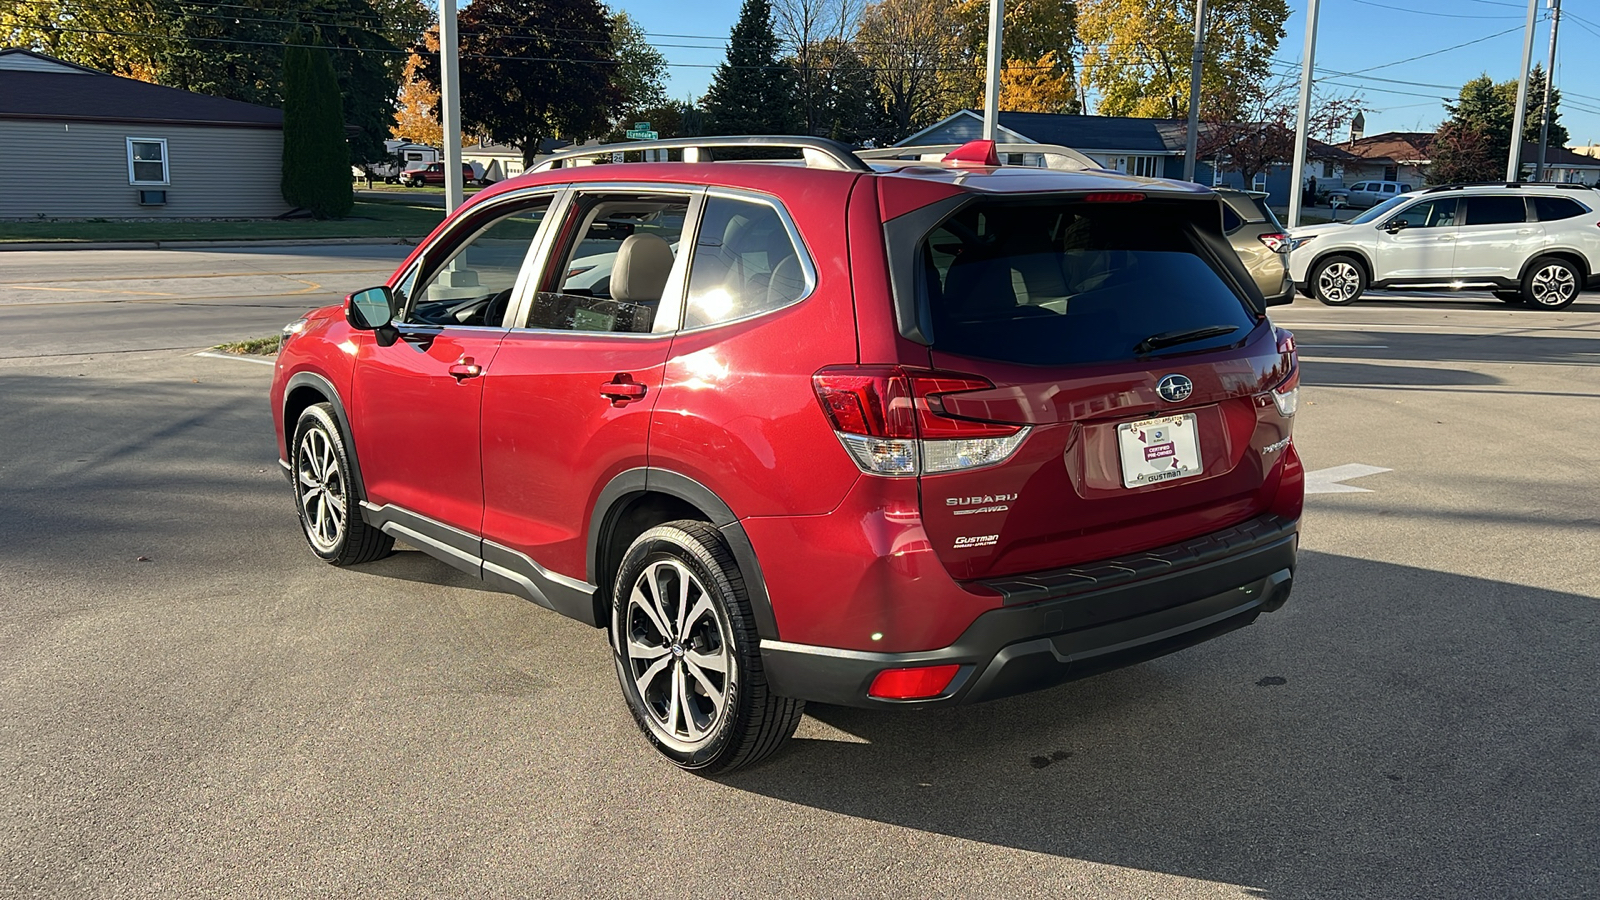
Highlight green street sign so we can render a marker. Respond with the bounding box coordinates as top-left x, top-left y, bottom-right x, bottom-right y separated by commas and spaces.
625, 129, 659, 140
